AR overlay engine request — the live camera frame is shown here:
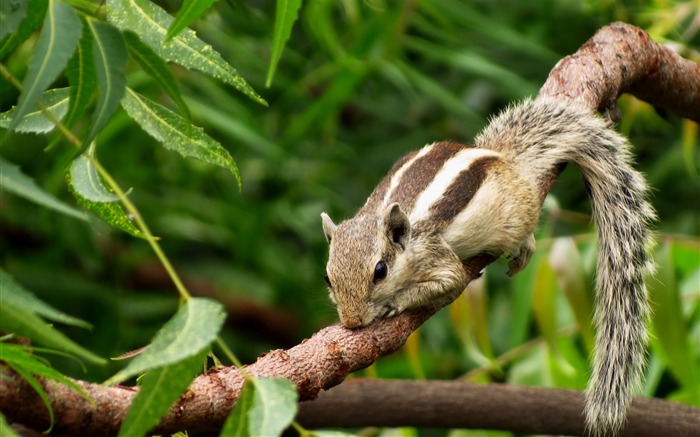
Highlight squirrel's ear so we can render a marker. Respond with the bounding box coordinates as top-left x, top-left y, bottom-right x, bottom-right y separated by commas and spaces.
321, 212, 336, 243
383, 203, 411, 249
